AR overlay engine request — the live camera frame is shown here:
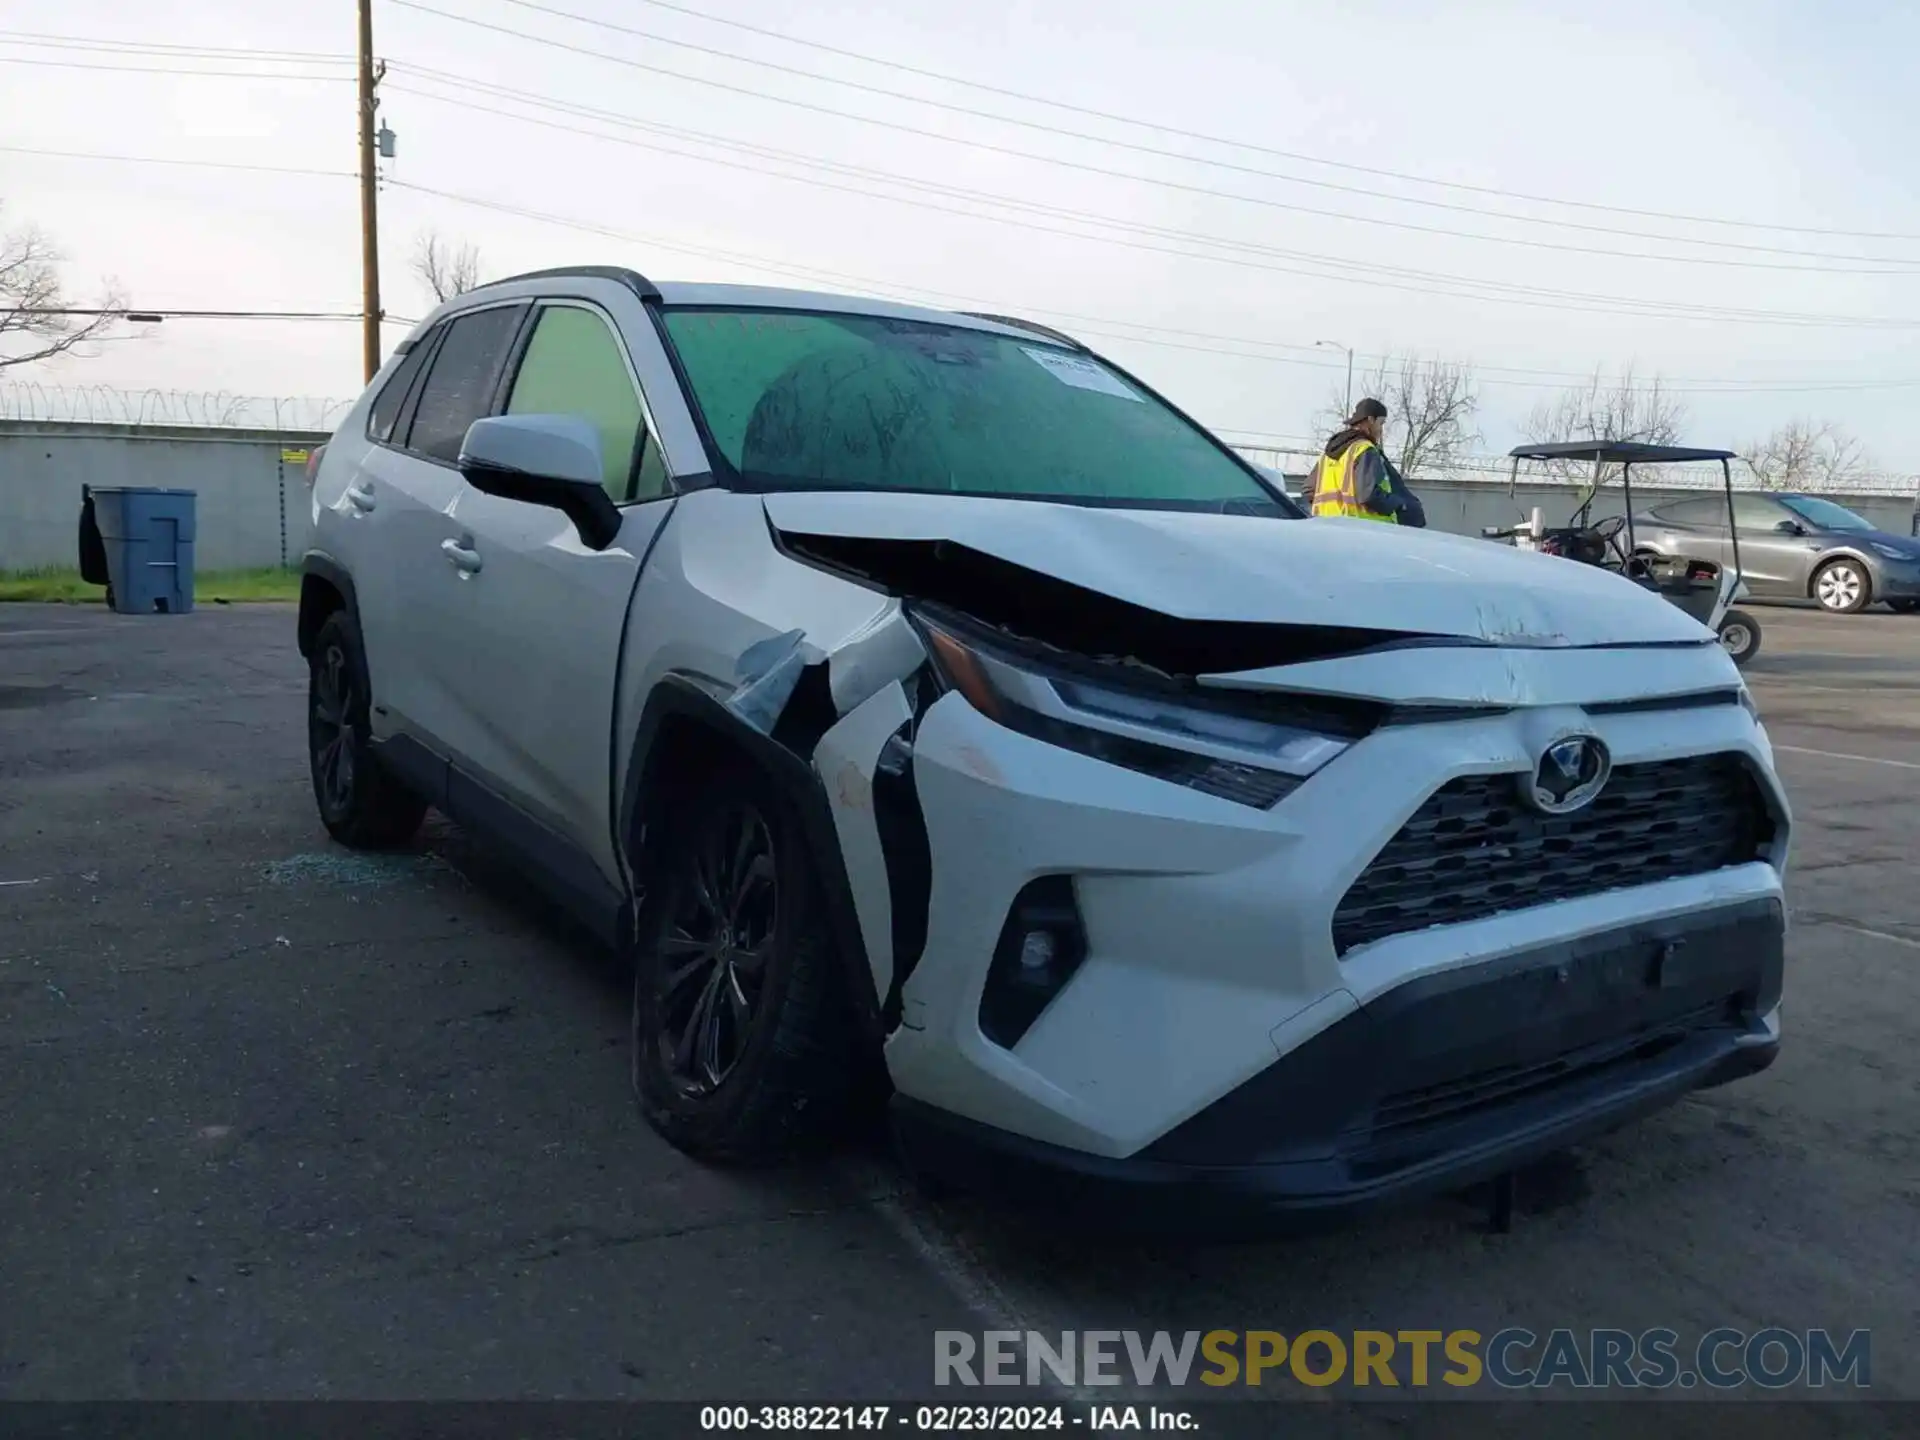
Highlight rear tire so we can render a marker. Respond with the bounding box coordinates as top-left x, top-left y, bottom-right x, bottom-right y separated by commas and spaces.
1718, 609, 1762, 665
631, 762, 863, 1164
1813, 558, 1871, 614
307, 610, 428, 849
